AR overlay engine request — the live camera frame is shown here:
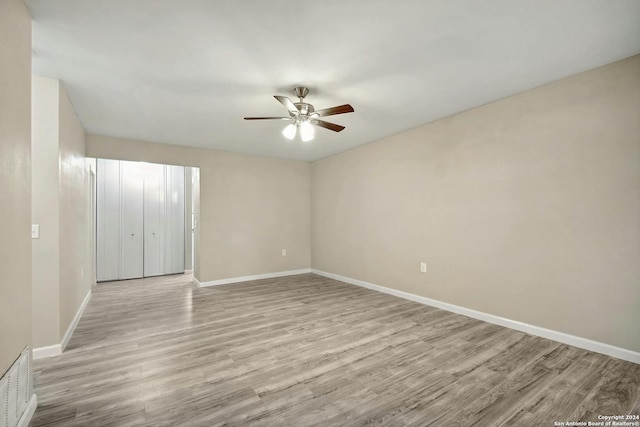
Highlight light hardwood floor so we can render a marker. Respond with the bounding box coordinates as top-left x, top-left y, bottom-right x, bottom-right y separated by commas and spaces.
31, 273, 640, 426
